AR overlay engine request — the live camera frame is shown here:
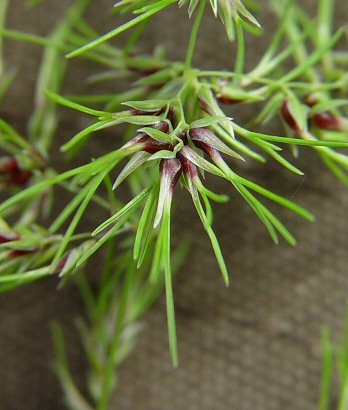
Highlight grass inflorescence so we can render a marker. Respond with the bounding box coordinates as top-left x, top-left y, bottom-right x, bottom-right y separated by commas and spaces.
0, 0, 348, 408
